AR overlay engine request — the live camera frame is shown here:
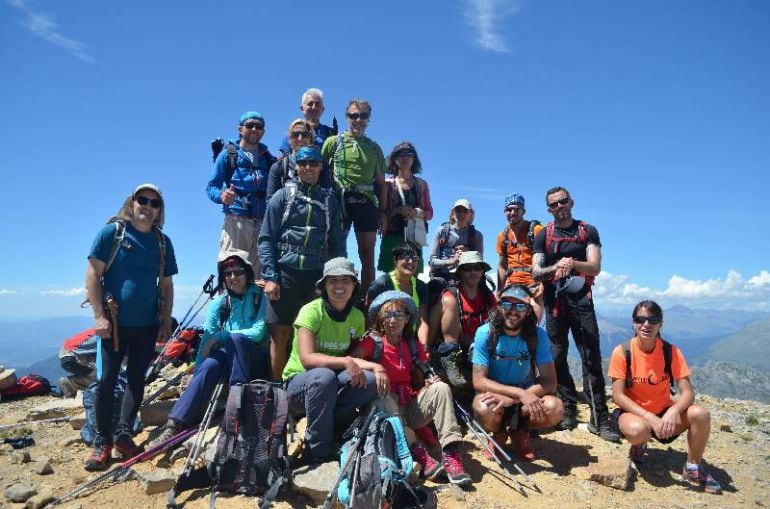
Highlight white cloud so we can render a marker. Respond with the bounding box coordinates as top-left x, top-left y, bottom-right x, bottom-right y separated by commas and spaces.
463, 0, 519, 53
6, 0, 95, 63
0, 289, 19, 295
594, 269, 770, 310
40, 287, 85, 297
